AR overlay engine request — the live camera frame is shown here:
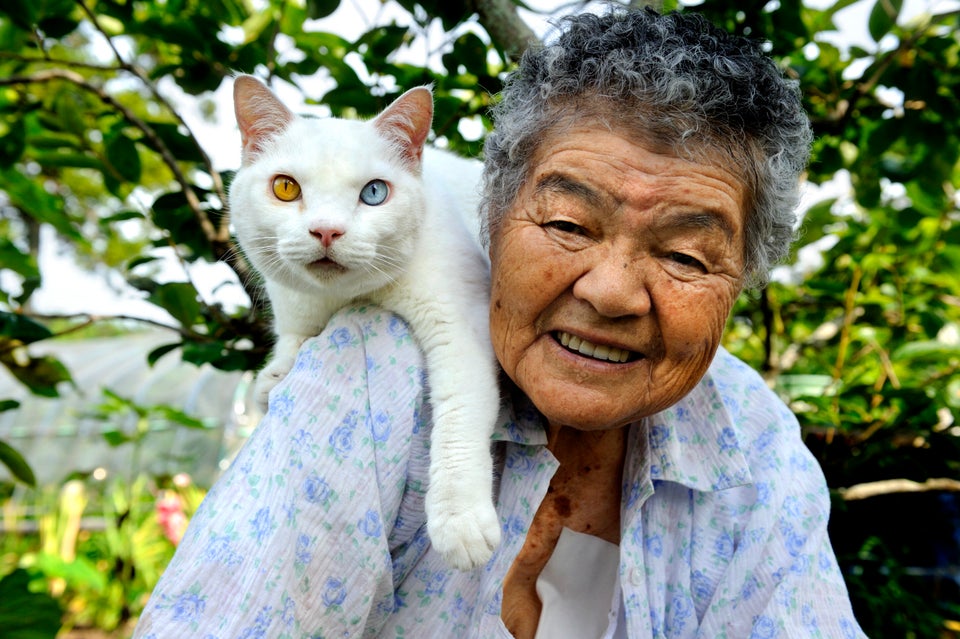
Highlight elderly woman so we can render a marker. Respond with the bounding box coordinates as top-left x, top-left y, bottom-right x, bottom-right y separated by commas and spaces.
134, 7, 865, 638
